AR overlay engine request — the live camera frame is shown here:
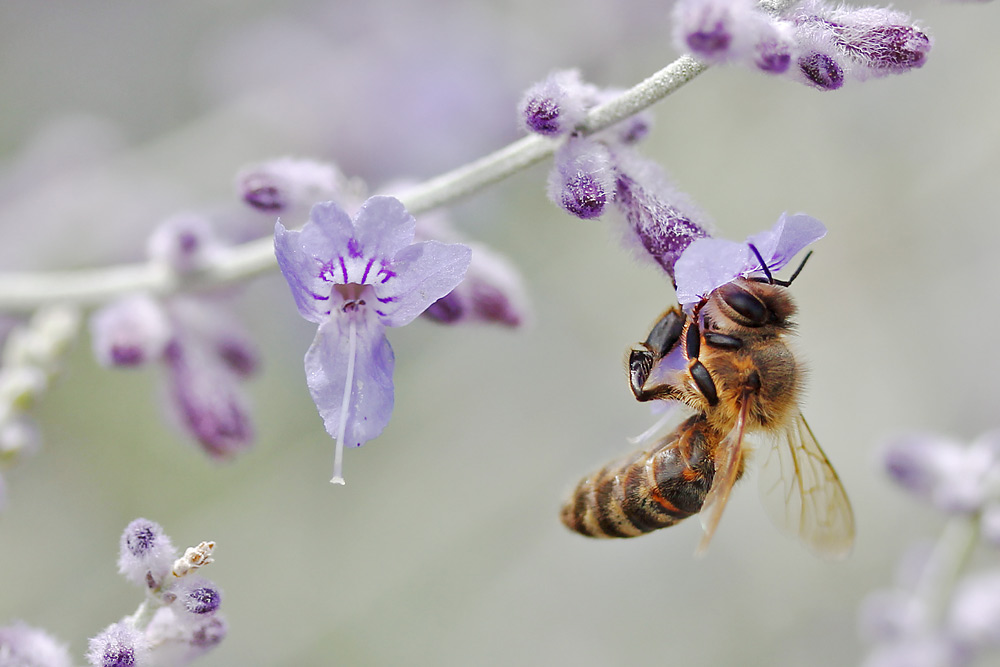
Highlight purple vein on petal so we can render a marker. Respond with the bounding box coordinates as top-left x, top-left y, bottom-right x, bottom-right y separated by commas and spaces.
361, 258, 375, 284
